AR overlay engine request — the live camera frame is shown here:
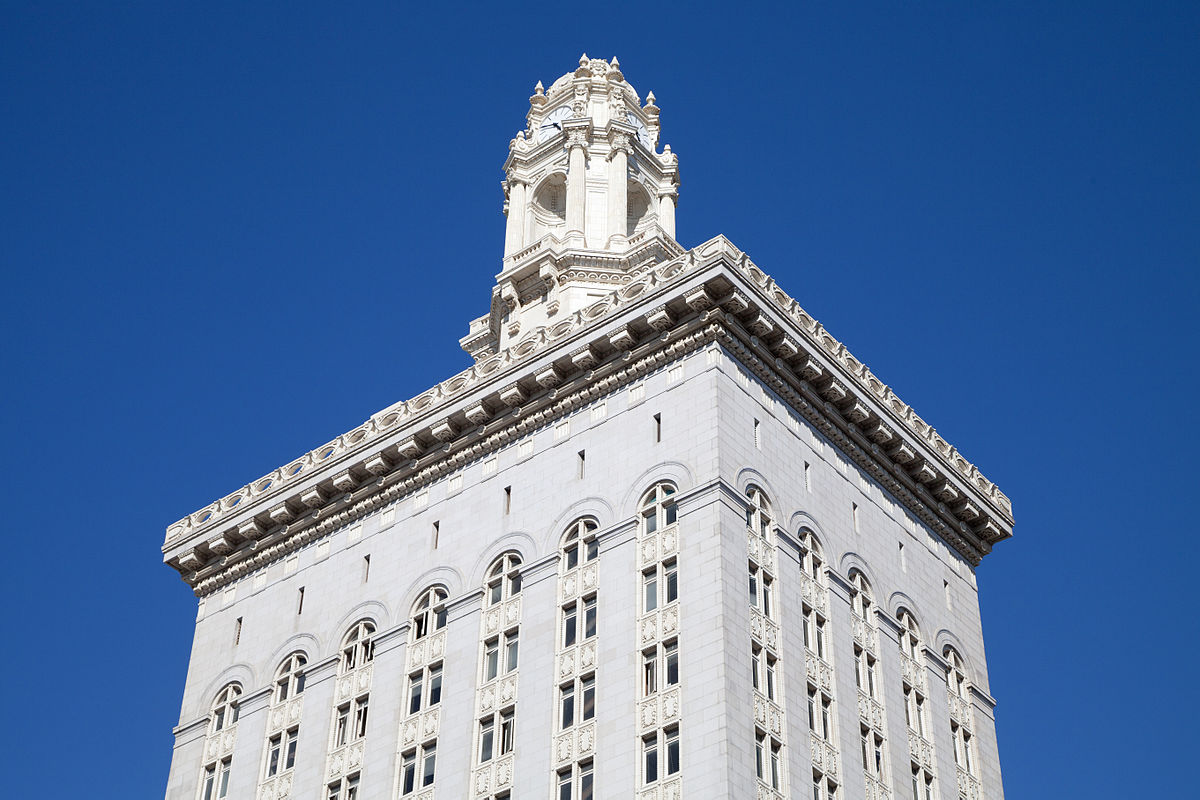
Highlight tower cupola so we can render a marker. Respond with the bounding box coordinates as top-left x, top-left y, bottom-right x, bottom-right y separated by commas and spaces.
461, 56, 683, 359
